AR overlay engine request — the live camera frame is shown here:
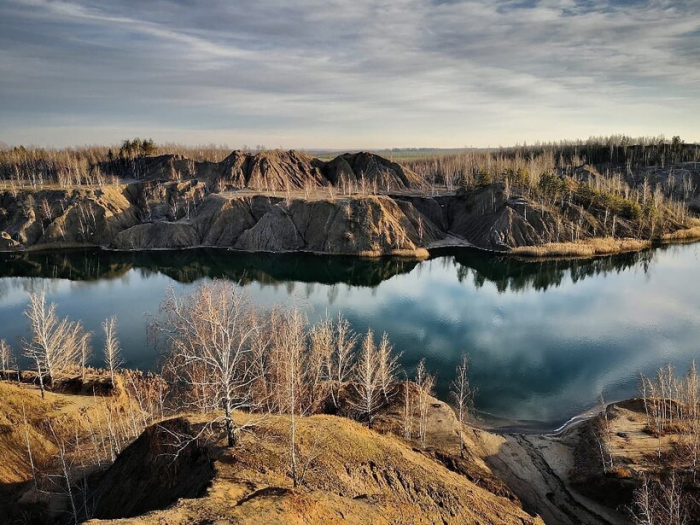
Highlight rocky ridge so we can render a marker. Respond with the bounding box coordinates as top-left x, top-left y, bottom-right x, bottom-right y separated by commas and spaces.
1, 151, 697, 257
116, 149, 423, 192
